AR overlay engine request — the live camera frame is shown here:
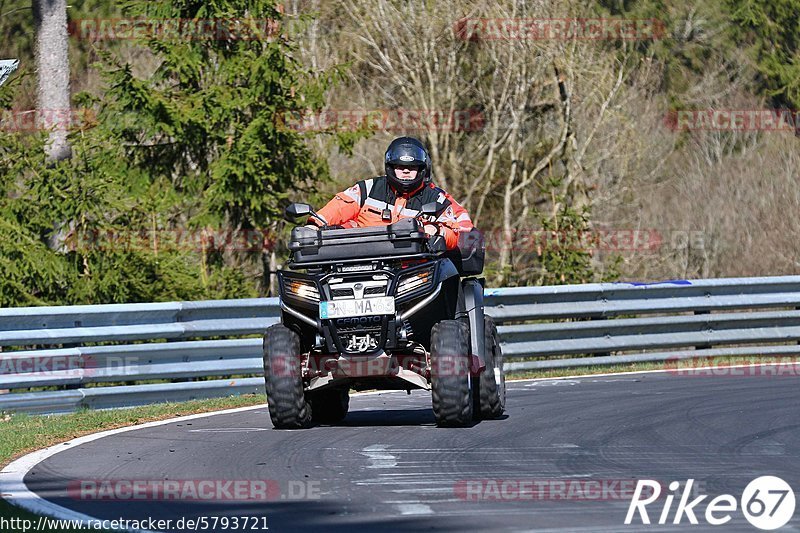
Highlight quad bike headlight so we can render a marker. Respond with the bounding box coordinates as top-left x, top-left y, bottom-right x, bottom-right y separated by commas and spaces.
283, 278, 320, 304
397, 265, 435, 301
